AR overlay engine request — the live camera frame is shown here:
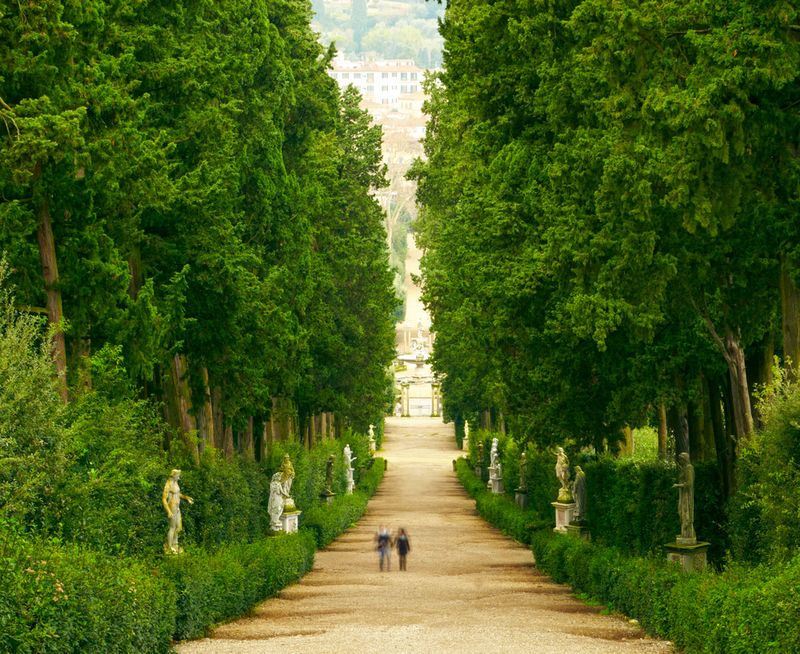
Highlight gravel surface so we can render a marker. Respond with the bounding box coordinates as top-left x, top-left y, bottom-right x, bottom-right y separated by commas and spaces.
176, 417, 675, 654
